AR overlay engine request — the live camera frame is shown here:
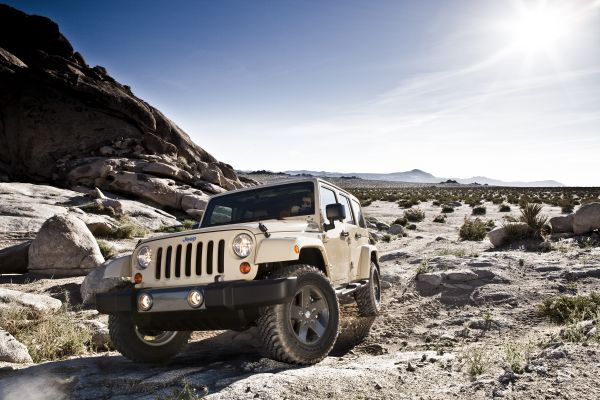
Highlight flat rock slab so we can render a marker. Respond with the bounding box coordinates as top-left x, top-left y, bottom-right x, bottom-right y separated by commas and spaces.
0, 288, 62, 312
0, 330, 32, 364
